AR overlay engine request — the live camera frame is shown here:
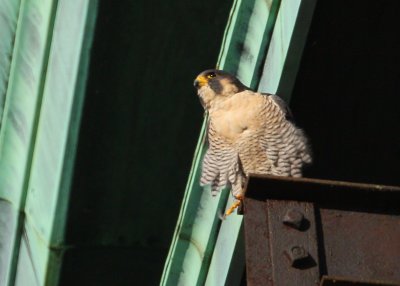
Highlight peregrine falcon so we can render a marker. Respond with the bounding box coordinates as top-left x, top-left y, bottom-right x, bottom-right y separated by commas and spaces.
194, 69, 312, 217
